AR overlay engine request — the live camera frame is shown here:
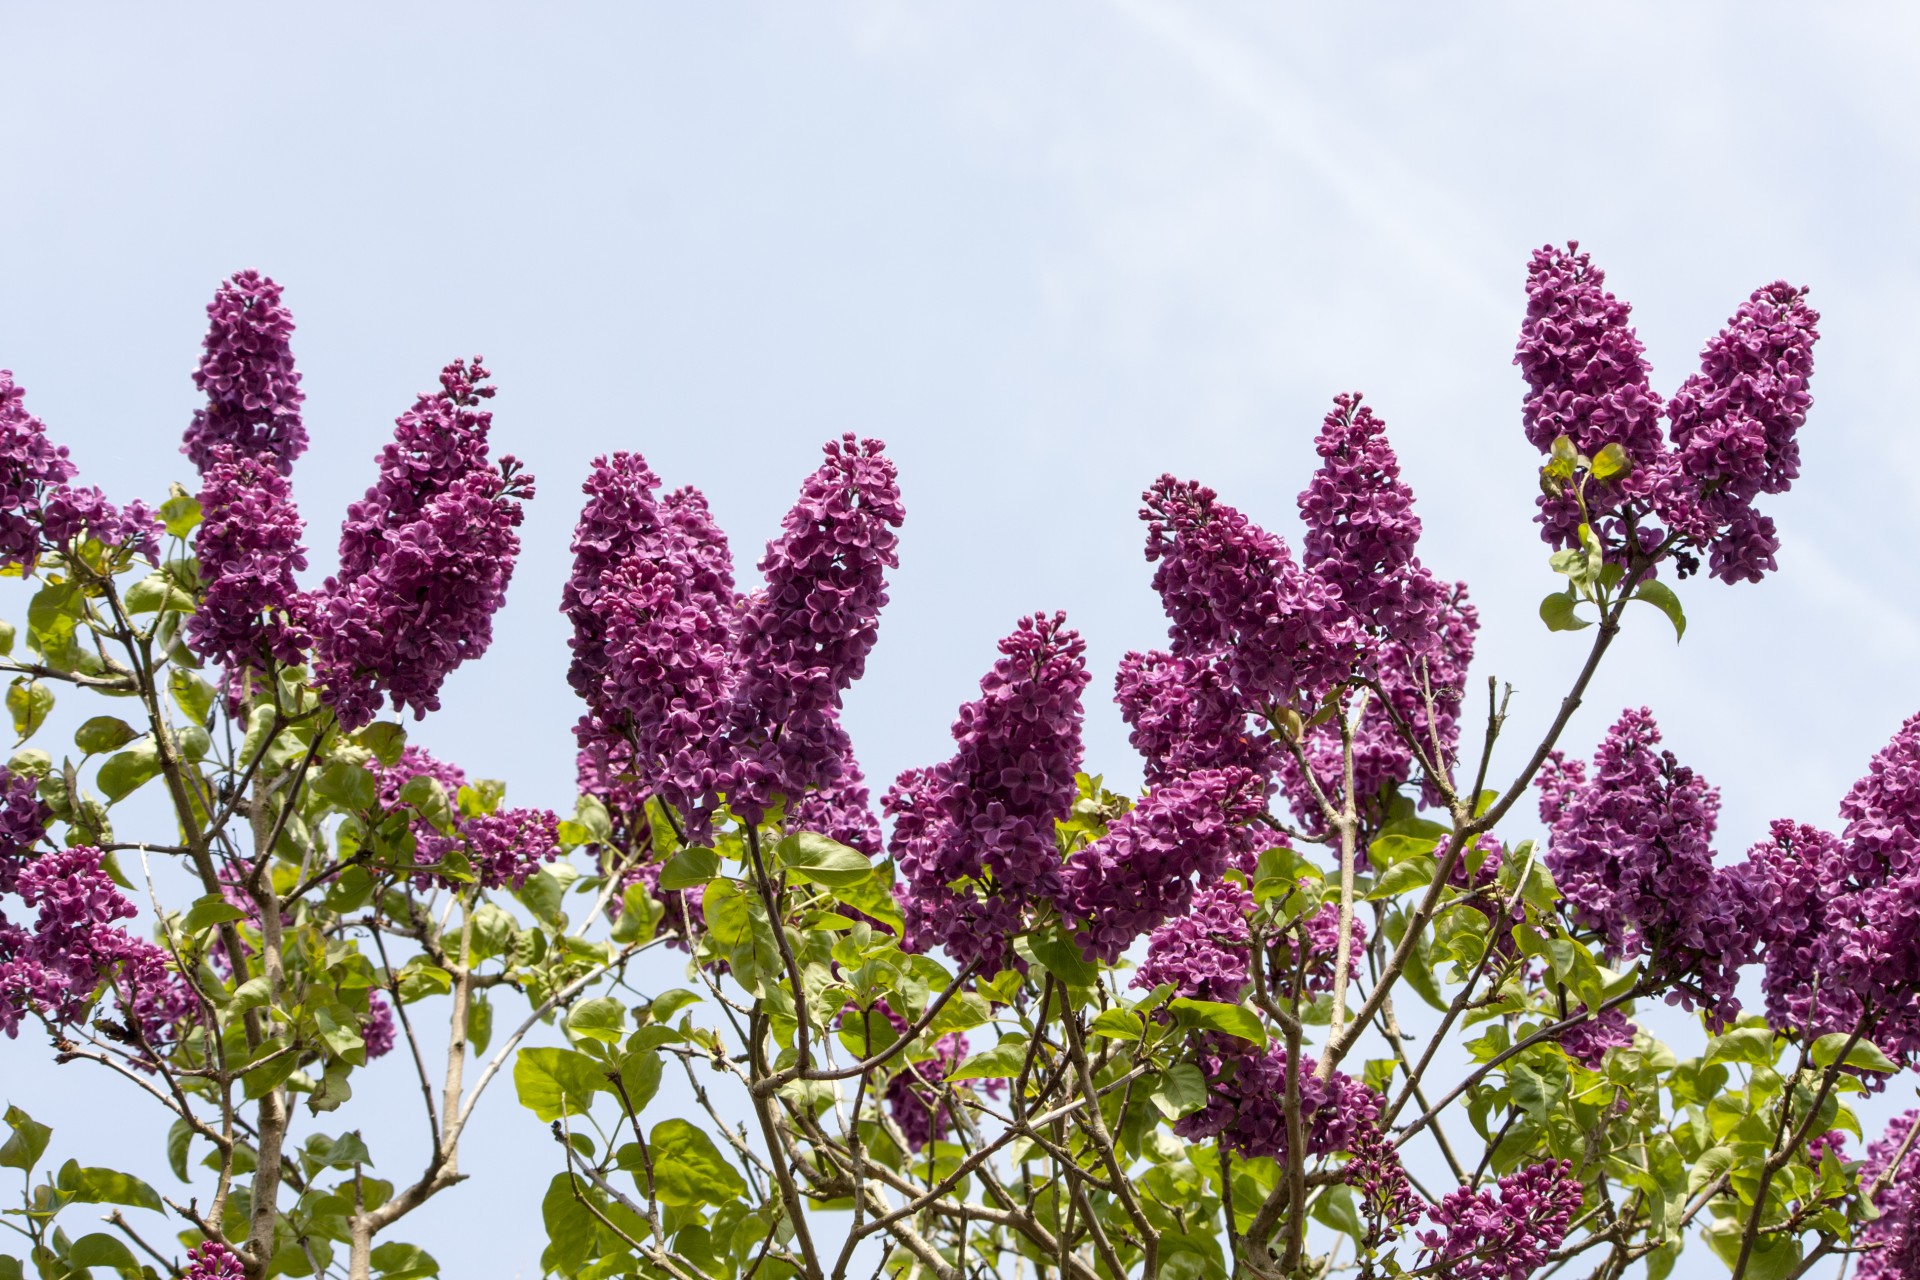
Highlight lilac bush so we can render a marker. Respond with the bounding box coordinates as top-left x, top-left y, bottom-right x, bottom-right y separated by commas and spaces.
0, 247, 1903, 1280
